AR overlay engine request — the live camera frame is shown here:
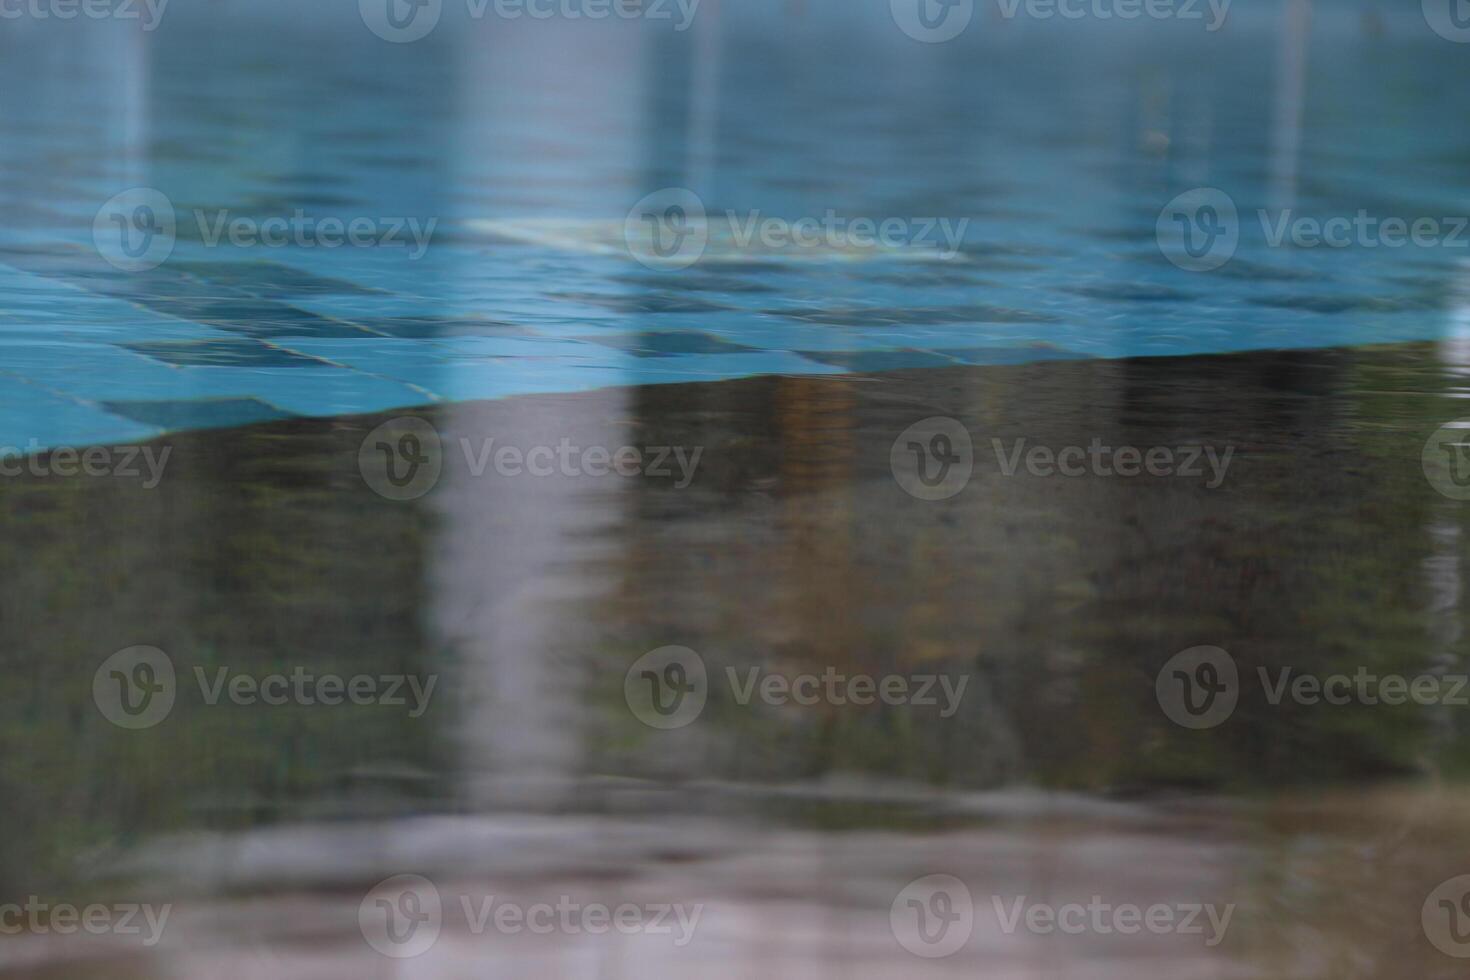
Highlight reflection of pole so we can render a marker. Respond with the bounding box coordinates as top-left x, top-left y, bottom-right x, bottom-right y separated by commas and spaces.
430, 397, 629, 810
1426, 327, 1470, 758
1423, 510, 1461, 742
36, 22, 150, 190
685, 0, 723, 194
438, 23, 641, 812
1269, 0, 1311, 211
126, 28, 149, 176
